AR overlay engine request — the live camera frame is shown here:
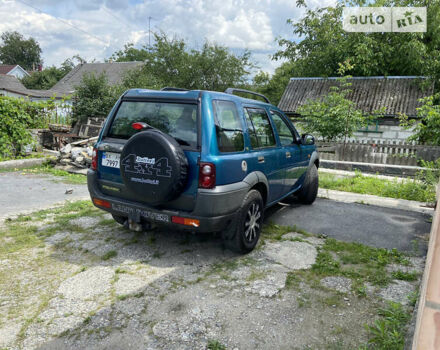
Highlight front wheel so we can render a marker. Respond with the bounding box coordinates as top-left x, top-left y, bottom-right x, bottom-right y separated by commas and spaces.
297, 164, 319, 205
223, 190, 264, 254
